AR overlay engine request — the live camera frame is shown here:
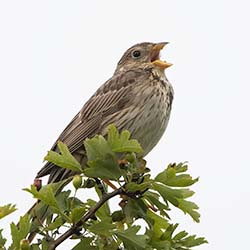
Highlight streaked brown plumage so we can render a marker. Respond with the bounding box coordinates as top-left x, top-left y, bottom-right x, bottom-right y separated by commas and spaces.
37, 42, 174, 183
